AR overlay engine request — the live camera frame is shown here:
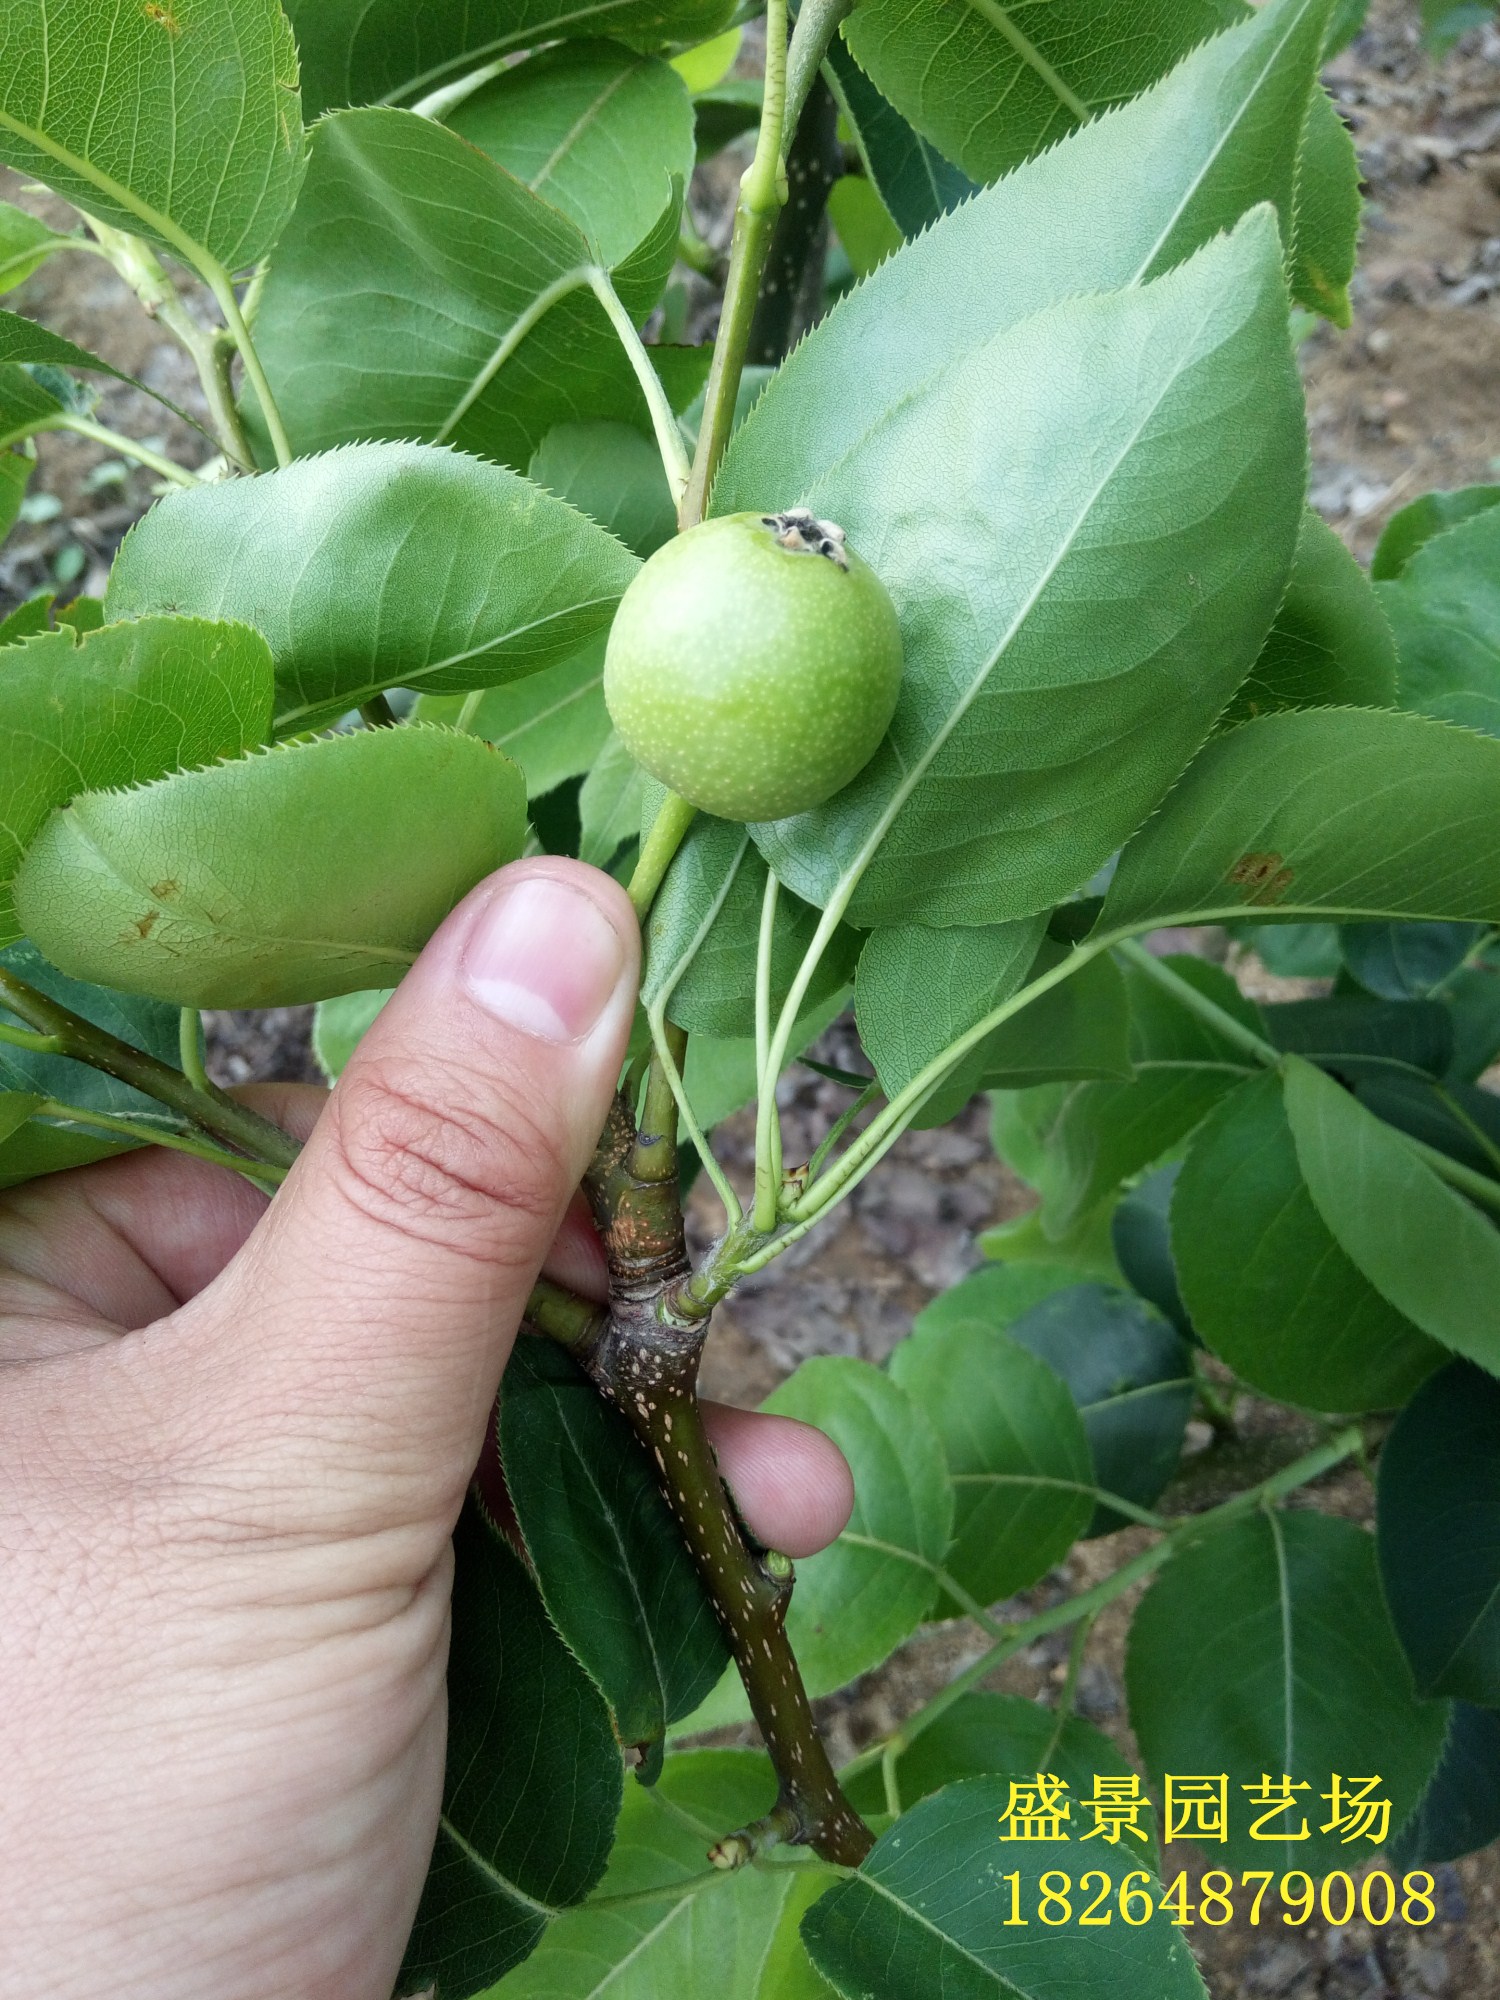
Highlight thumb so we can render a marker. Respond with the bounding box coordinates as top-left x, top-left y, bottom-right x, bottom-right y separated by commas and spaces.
166, 857, 639, 1533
